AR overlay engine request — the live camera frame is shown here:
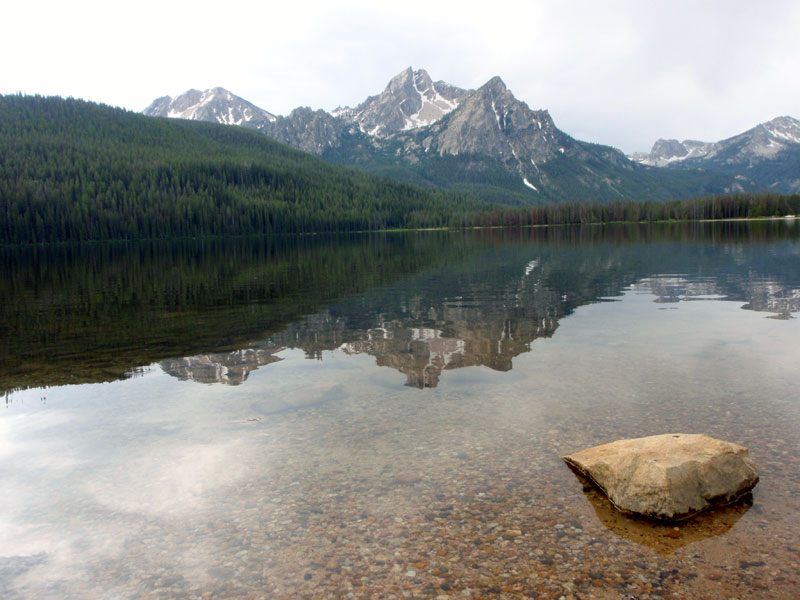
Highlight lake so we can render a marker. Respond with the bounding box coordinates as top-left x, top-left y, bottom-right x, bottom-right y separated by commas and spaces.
2, 222, 799, 598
